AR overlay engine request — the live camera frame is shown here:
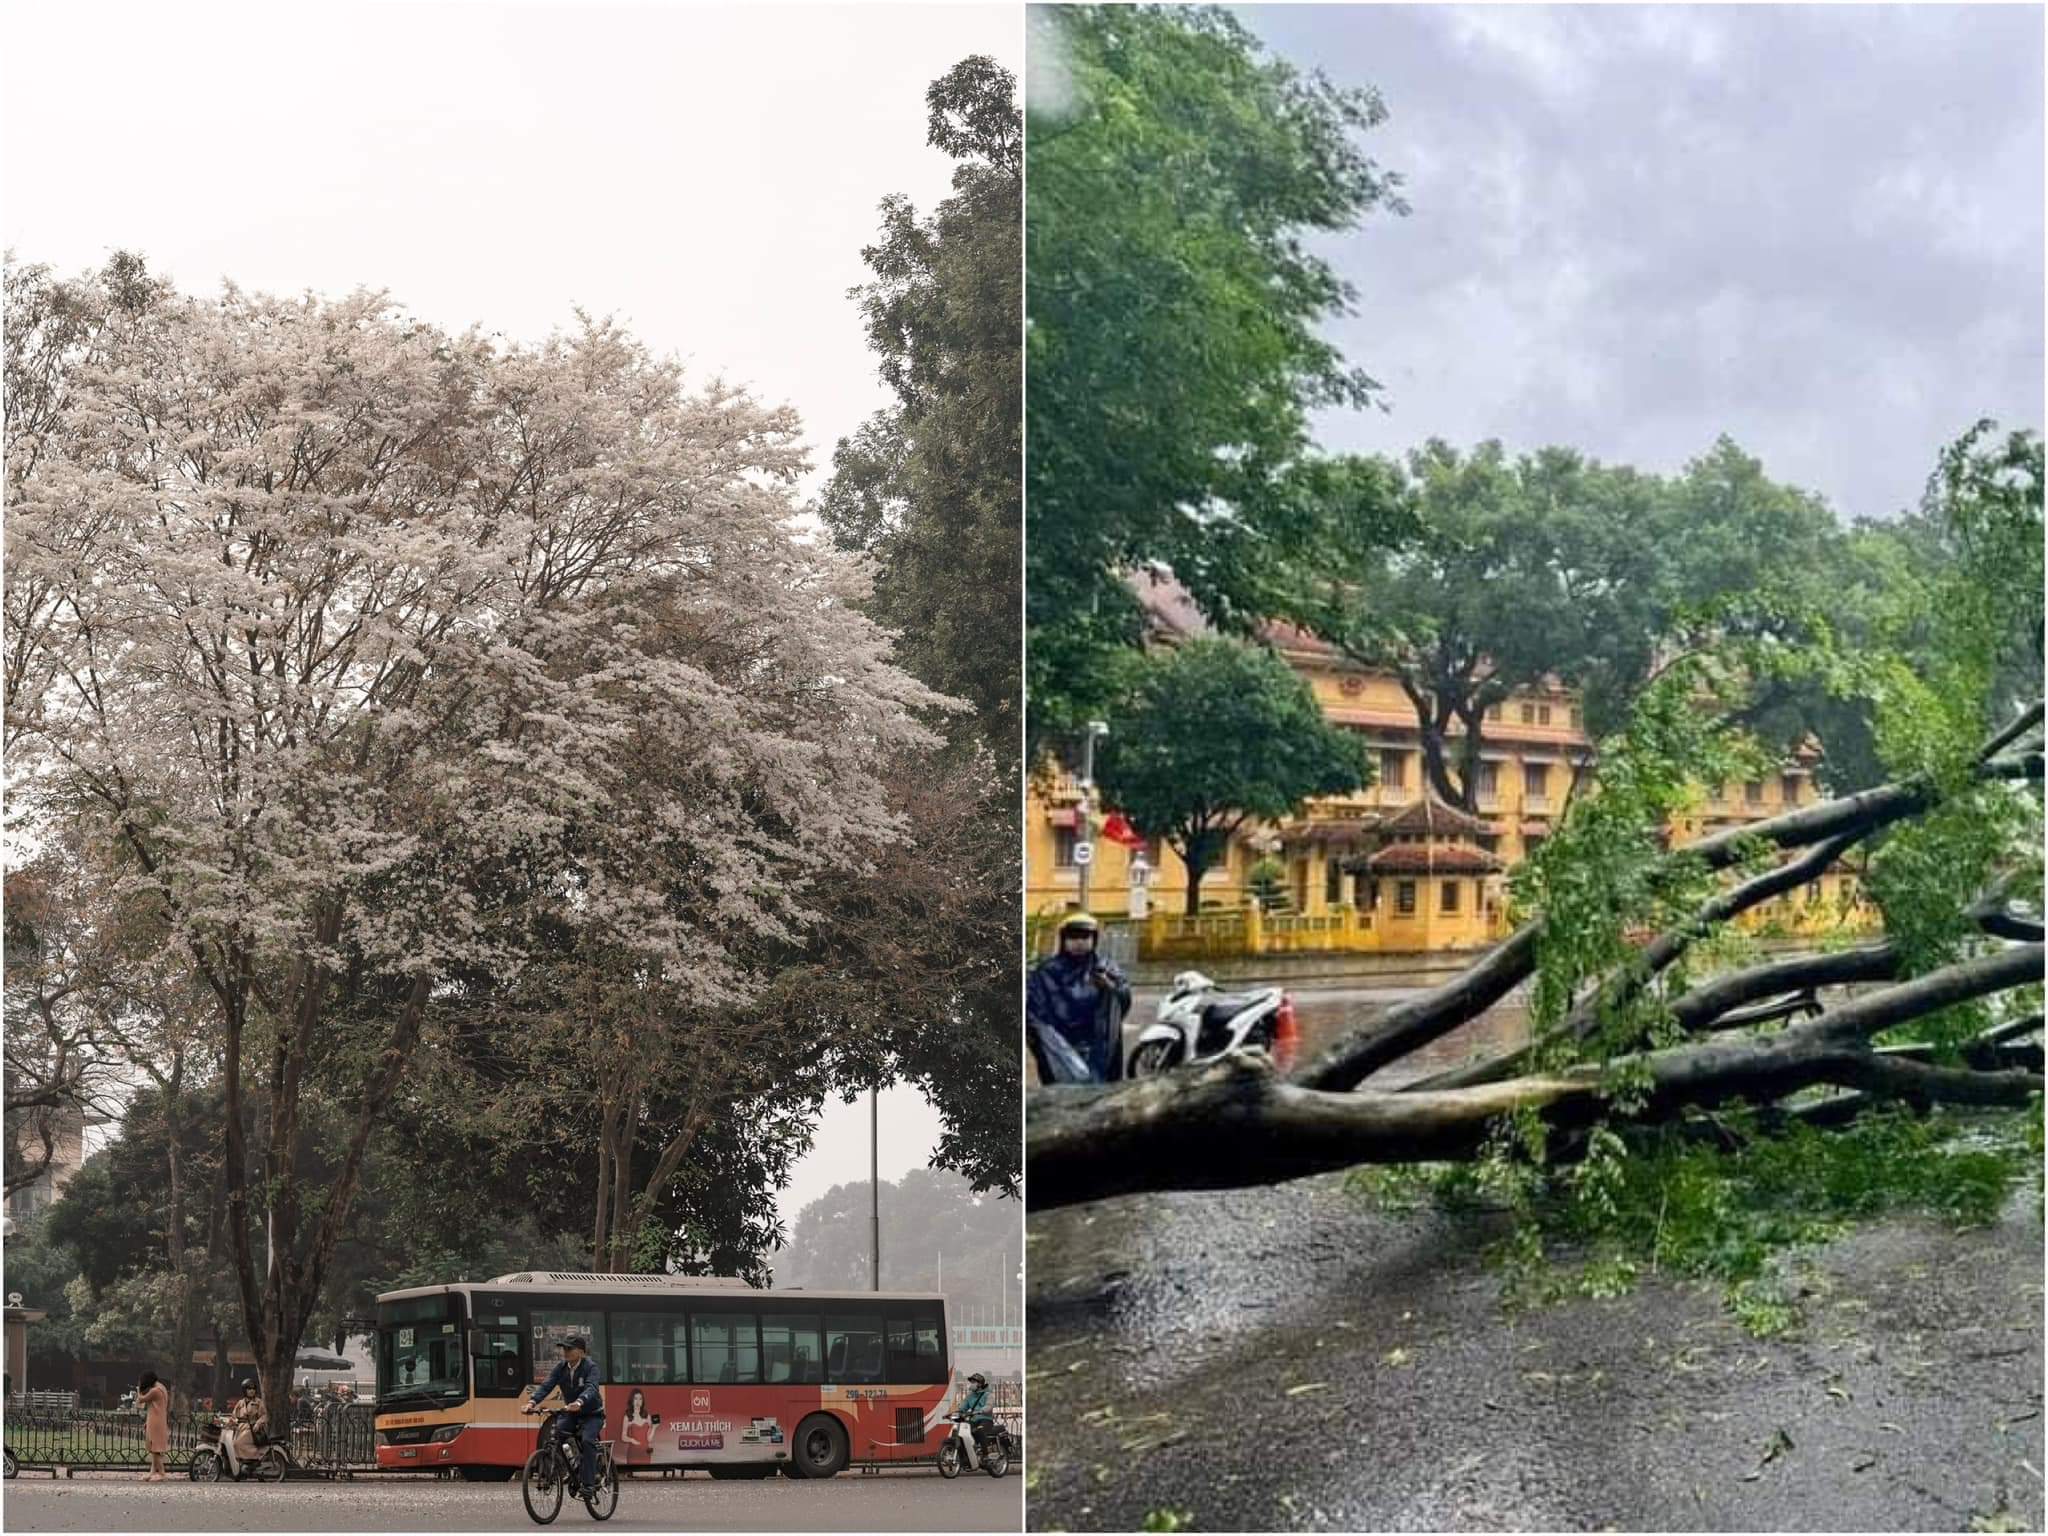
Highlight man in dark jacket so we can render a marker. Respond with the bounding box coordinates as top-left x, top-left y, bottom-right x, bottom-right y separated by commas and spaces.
1026, 912, 1132, 1082
522, 1338, 605, 1499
